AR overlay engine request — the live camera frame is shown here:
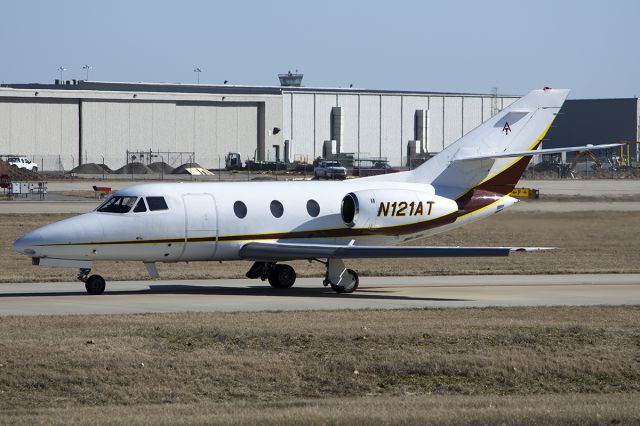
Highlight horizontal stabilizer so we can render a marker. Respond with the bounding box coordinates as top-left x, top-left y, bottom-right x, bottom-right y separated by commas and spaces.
453, 143, 622, 162
239, 242, 553, 261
